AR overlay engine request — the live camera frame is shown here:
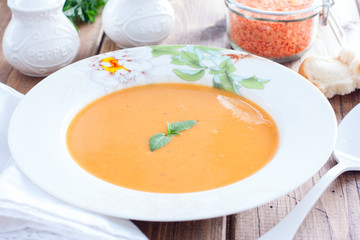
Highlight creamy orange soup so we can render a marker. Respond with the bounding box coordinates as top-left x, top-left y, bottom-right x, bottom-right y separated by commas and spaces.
66, 83, 279, 193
